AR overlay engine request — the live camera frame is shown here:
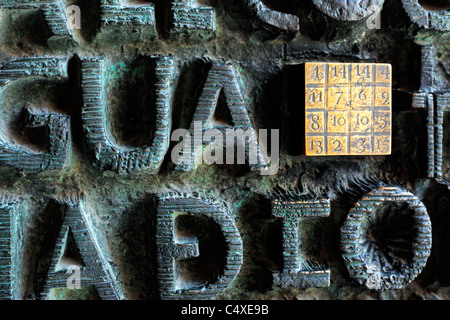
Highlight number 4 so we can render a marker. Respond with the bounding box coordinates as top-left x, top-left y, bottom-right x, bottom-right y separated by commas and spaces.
380, 66, 390, 80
